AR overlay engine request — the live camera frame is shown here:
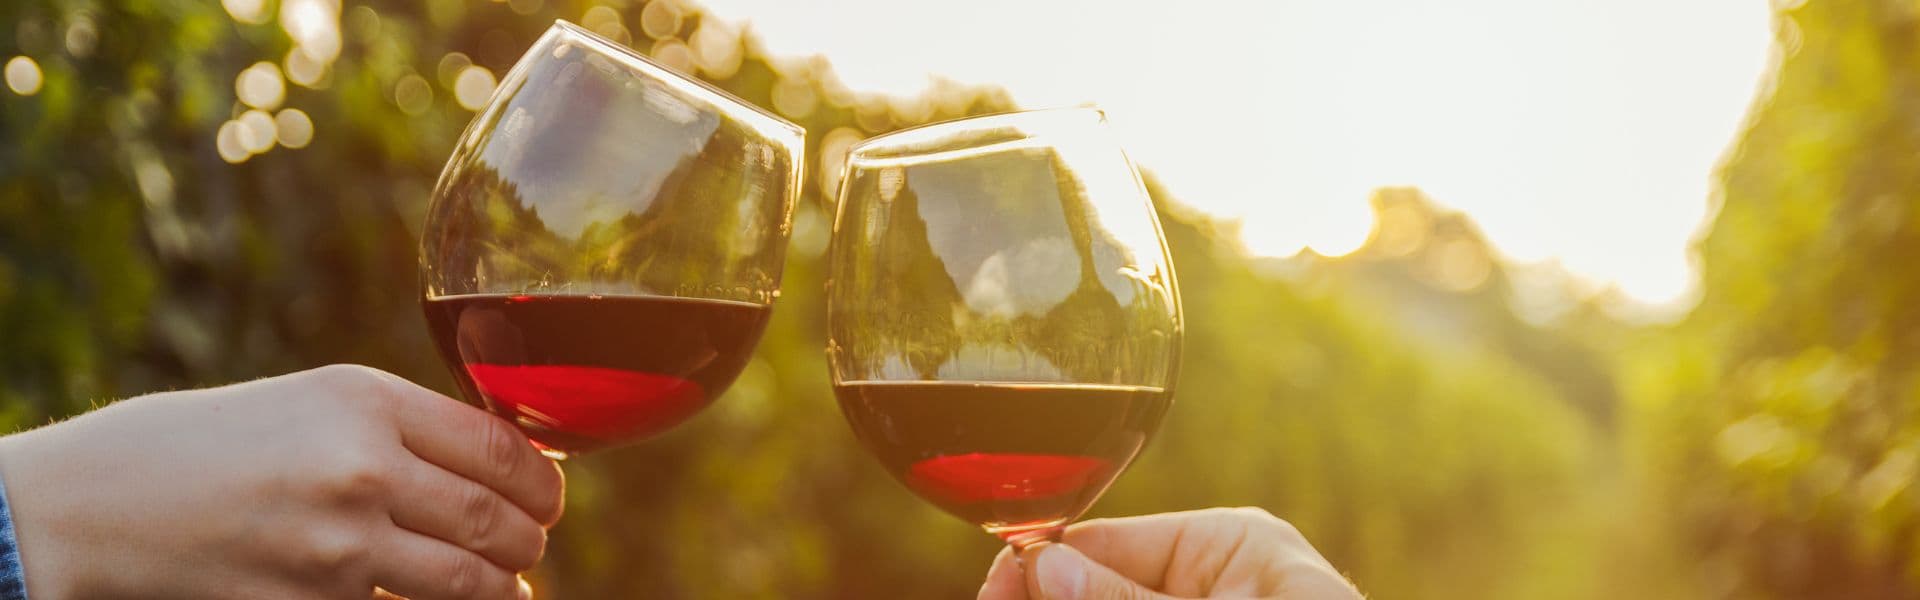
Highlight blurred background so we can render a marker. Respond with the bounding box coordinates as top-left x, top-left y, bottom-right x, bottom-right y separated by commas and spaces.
0, 0, 1913, 597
